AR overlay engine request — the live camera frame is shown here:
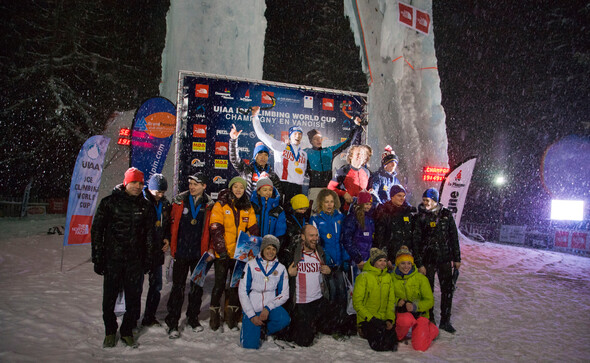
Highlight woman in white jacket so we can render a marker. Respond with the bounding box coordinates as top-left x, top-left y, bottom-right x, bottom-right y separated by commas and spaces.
238, 235, 290, 349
